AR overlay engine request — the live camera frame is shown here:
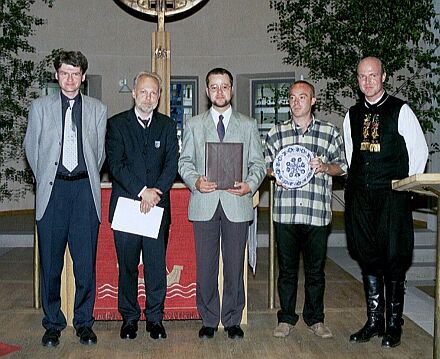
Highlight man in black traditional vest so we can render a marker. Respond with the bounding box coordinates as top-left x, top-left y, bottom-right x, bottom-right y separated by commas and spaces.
343, 57, 428, 348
